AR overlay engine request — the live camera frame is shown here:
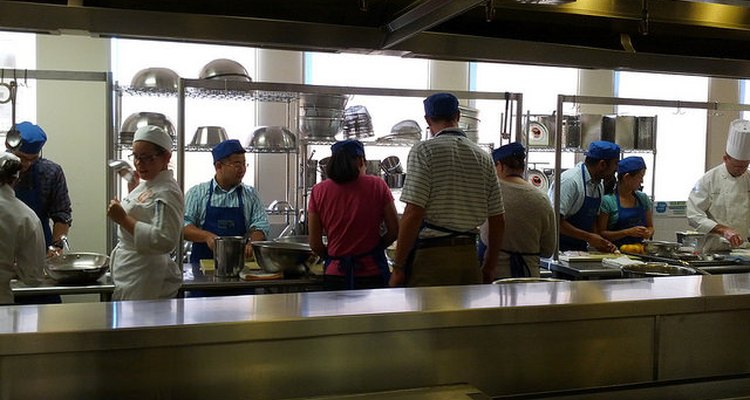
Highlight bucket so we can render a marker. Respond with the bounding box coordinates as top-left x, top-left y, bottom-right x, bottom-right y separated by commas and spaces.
214, 236, 246, 278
